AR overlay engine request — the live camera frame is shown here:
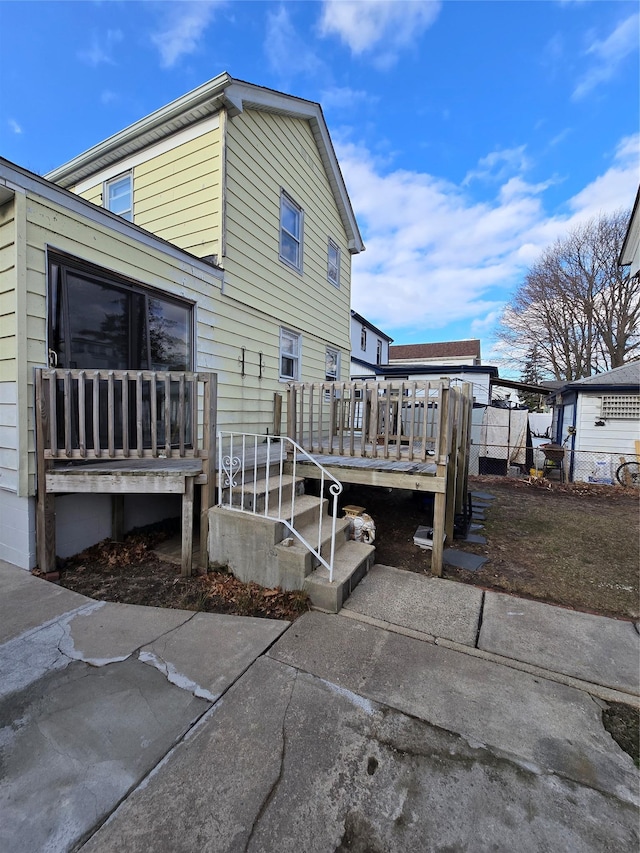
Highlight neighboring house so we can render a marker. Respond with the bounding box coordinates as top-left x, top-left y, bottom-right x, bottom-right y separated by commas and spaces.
547, 362, 640, 483
619, 186, 640, 277
389, 340, 481, 367
349, 310, 393, 377
0, 73, 364, 568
